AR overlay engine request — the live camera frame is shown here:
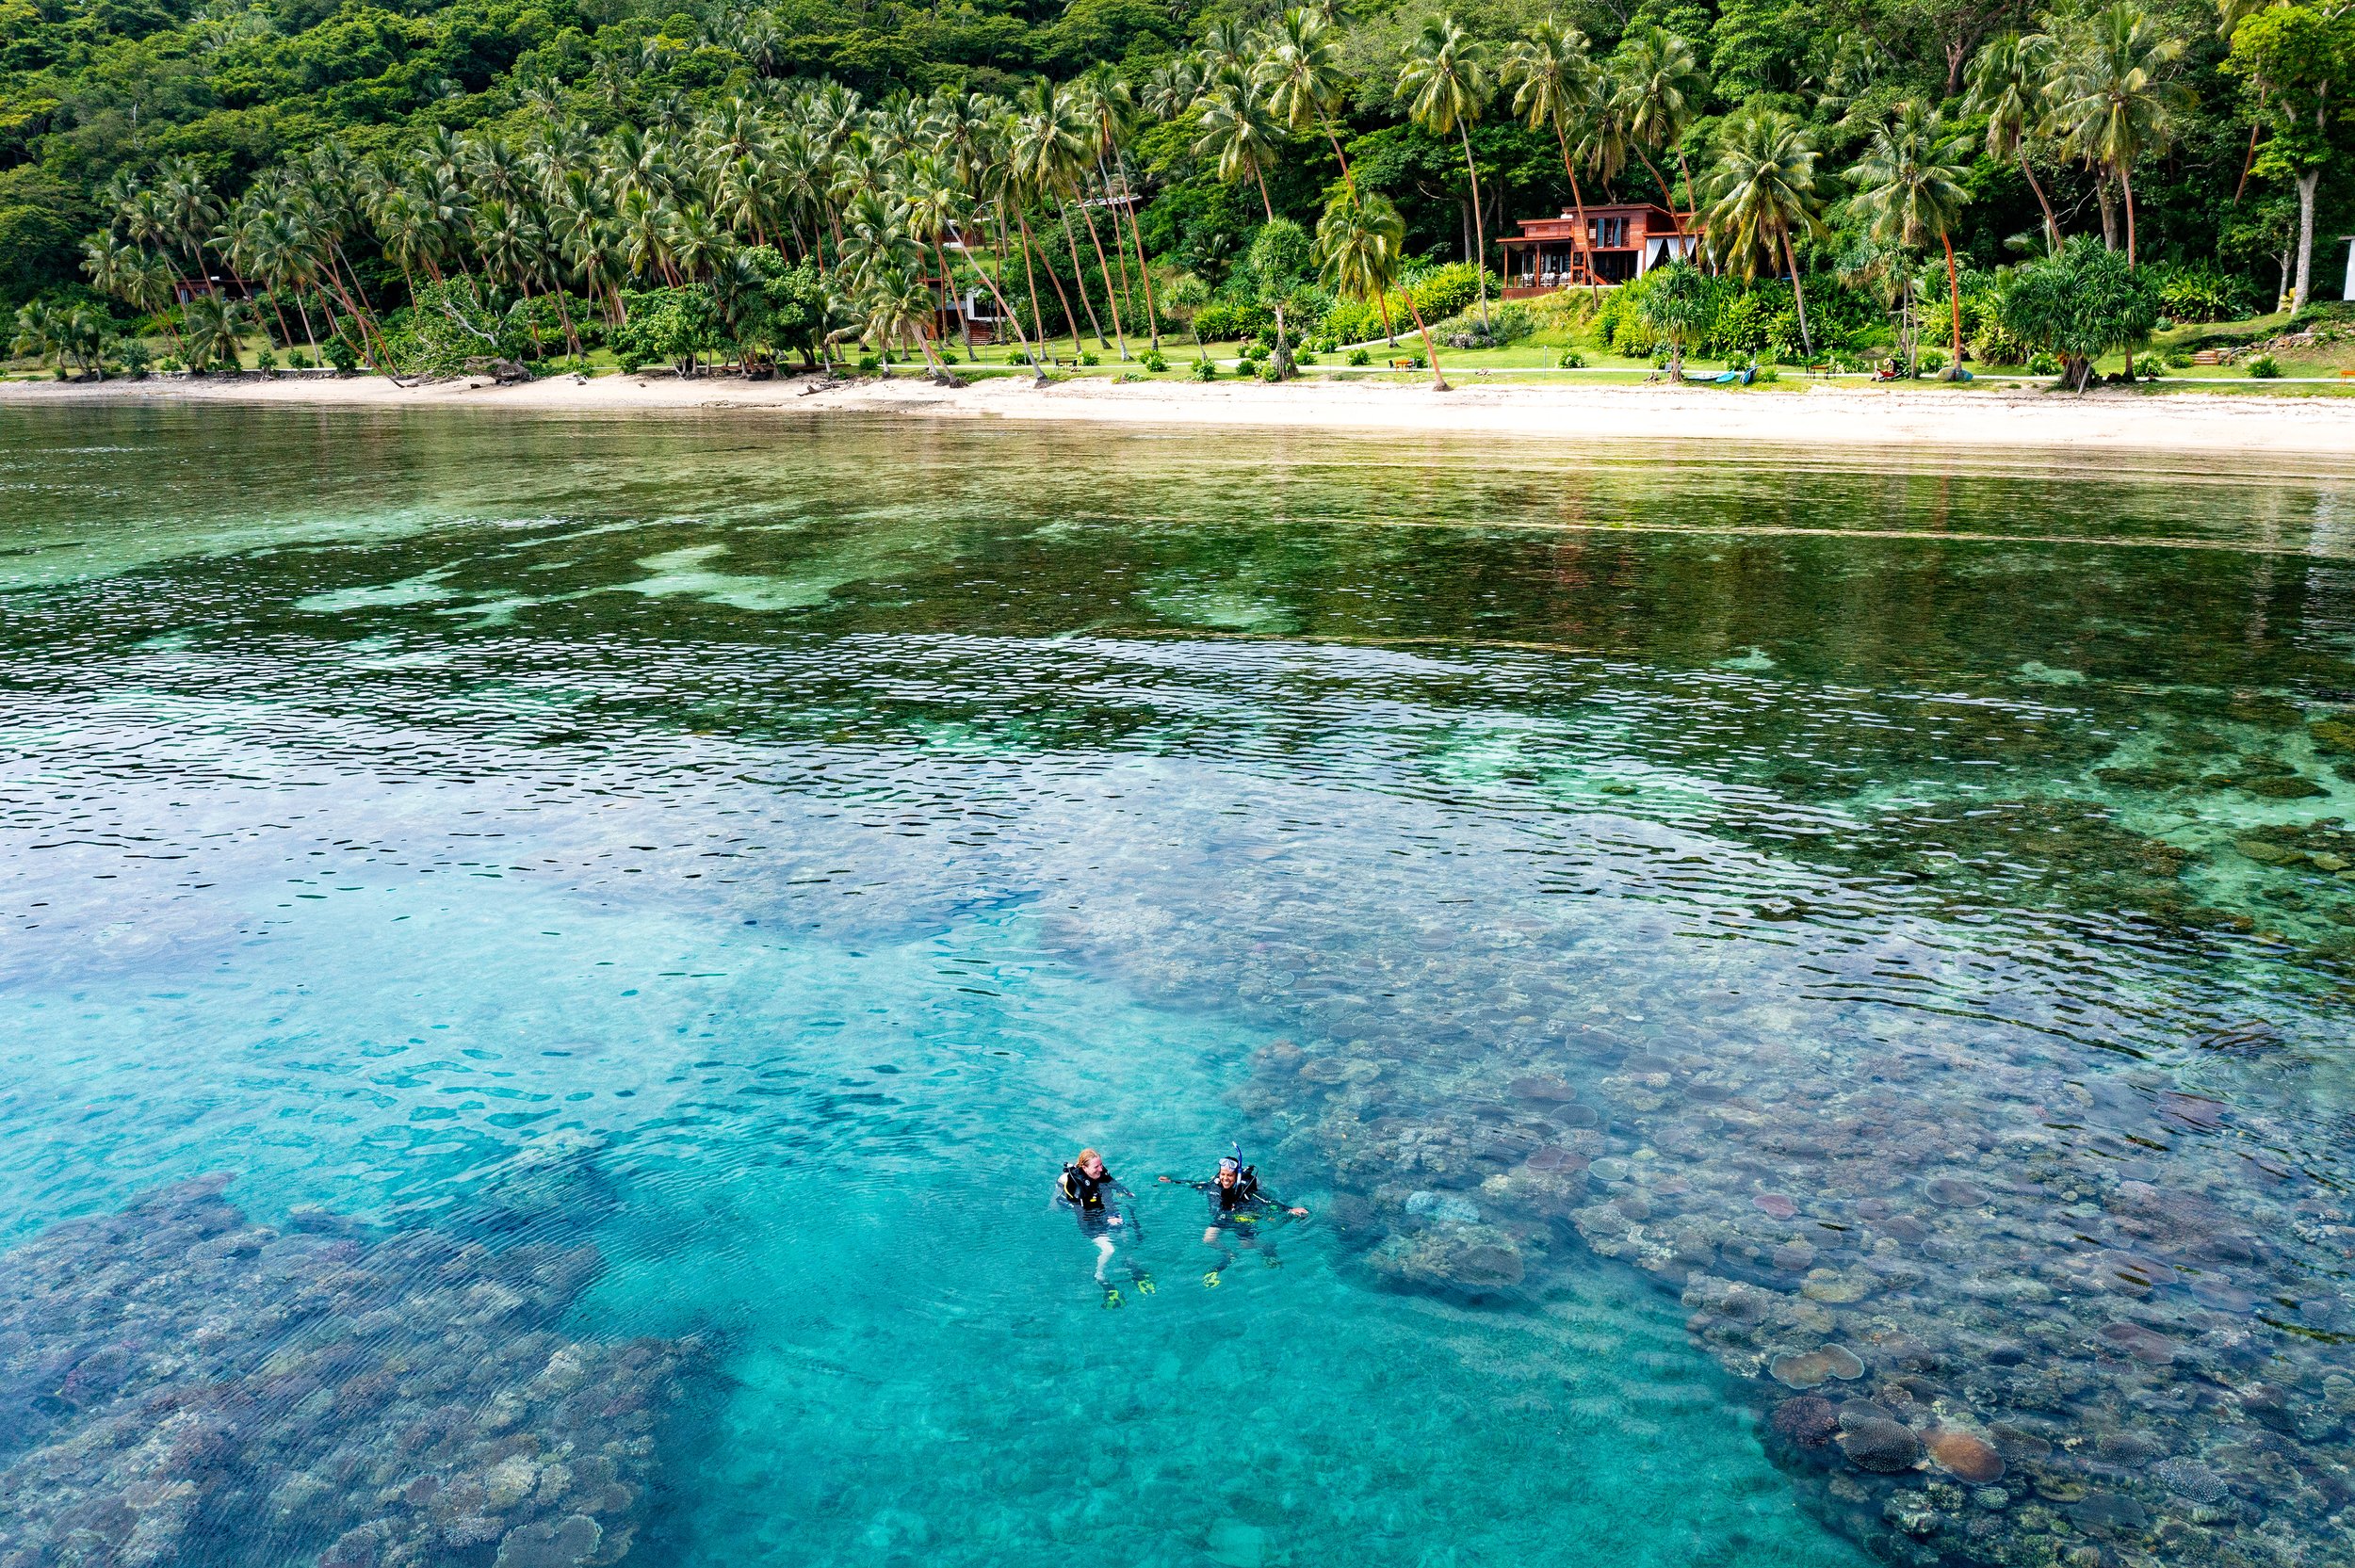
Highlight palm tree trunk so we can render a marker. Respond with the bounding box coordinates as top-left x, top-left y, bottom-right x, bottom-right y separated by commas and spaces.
1253, 163, 1275, 223
1117, 167, 1162, 349
548, 275, 583, 358
1053, 201, 1108, 350
1552, 120, 1597, 294
1402, 292, 1450, 391
264, 287, 295, 351
2020, 150, 2061, 254
1326, 121, 1357, 206
1456, 121, 1490, 329
971, 250, 1037, 367
1036, 208, 1085, 356
1941, 232, 1962, 369
1781, 229, 1812, 360
1076, 196, 1129, 358
2120, 166, 2136, 269
297, 291, 321, 358
1015, 212, 1058, 362
1632, 147, 1681, 230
